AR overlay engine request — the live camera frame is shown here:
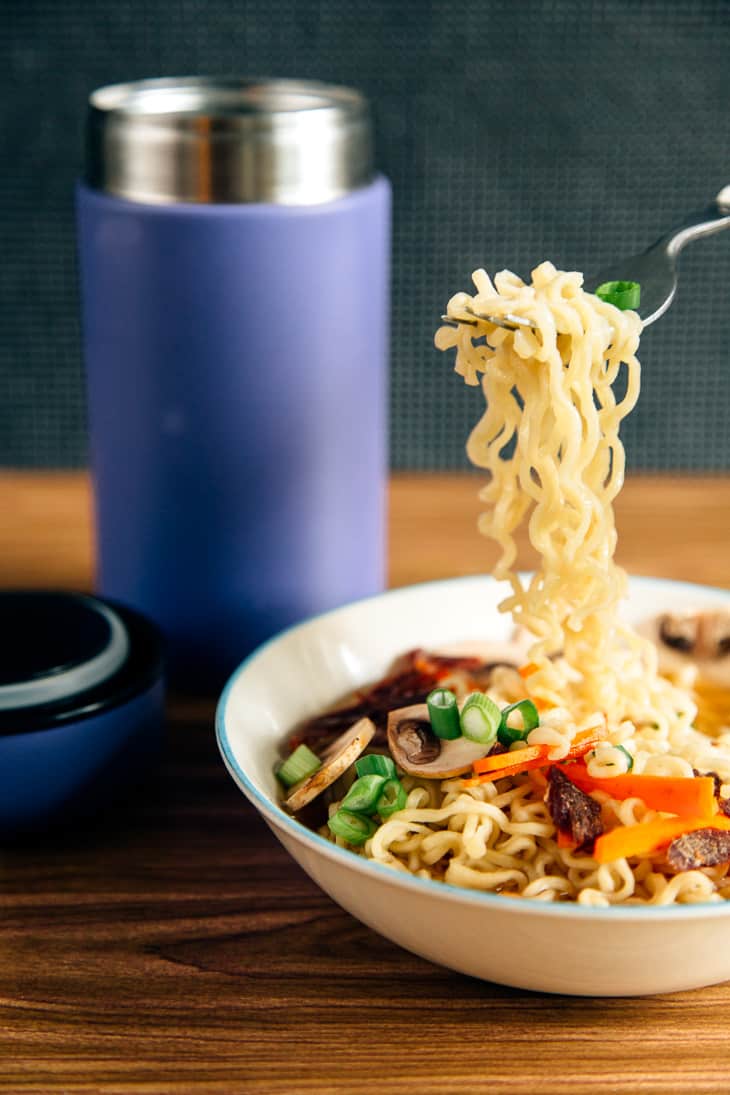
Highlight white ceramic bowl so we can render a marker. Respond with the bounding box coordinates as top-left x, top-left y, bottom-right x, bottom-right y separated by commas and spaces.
216, 576, 730, 997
